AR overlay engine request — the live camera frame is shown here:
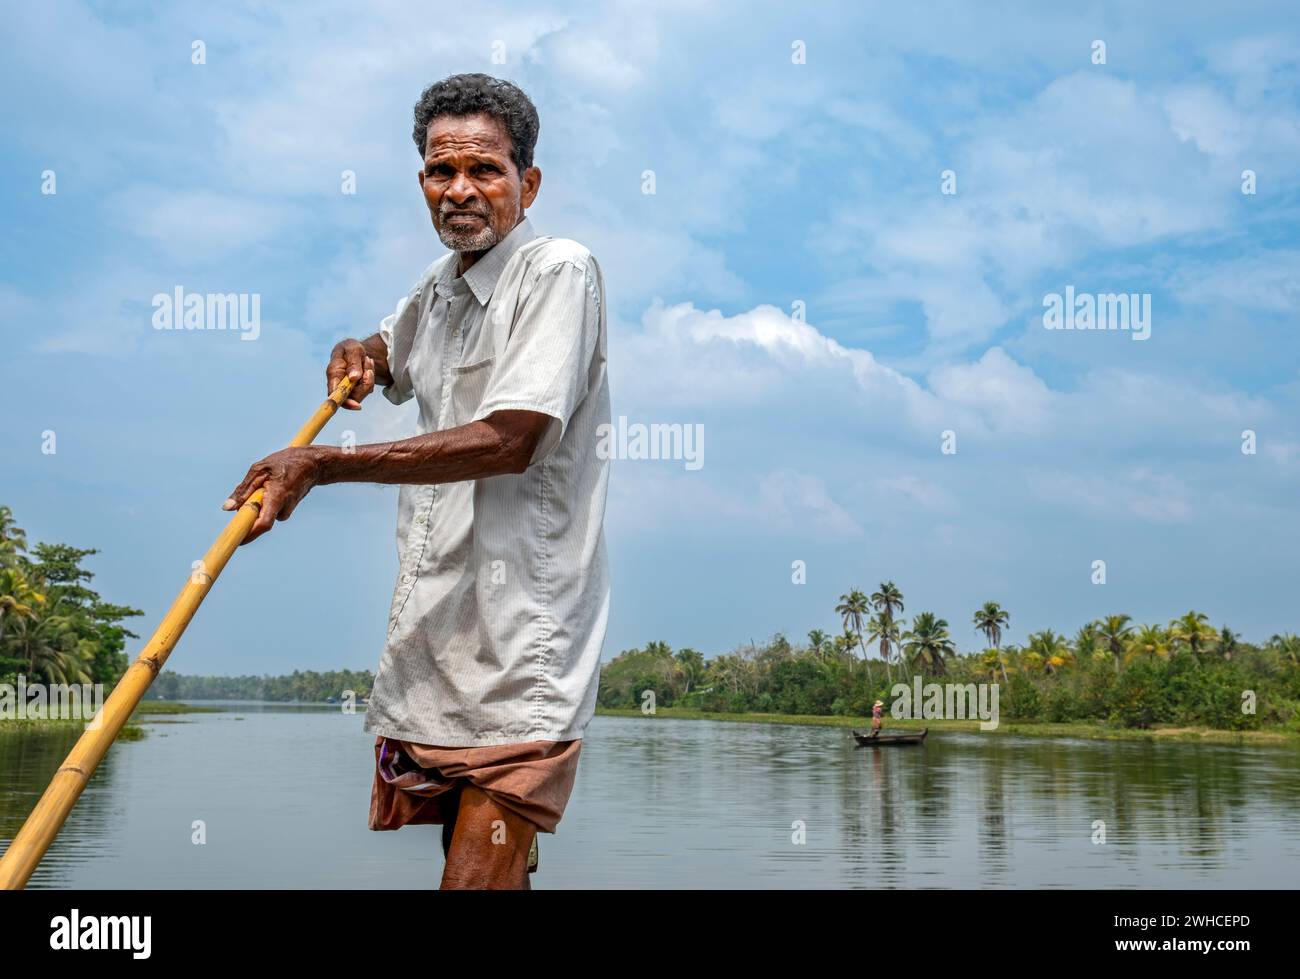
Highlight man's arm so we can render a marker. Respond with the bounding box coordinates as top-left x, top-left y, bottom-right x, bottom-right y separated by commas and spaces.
222, 410, 552, 544
317, 410, 550, 483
